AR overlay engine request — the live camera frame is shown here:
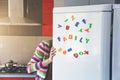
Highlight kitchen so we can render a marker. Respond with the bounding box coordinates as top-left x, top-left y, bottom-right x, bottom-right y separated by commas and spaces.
0, 0, 120, 80
0, 0, 52, 80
